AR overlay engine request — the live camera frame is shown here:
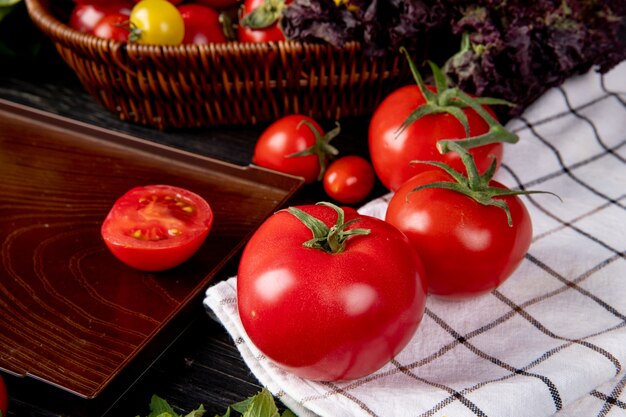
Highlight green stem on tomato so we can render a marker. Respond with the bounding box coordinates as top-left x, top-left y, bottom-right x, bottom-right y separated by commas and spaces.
410, 142, 560, 226
286, 202, 370, 254
395, 47, 519, 153
287, 120, 340, 181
